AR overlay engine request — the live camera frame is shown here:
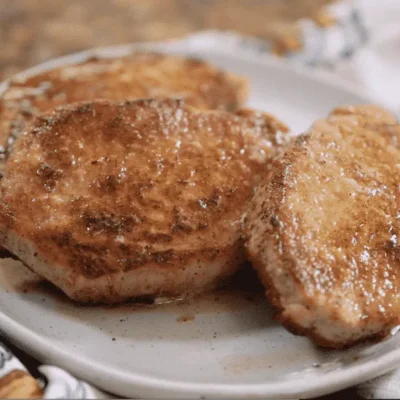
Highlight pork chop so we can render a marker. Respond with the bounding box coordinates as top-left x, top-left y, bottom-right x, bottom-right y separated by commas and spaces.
0, 99, 288, 304
0, 52, 248, 170
244, 105, 400, 348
